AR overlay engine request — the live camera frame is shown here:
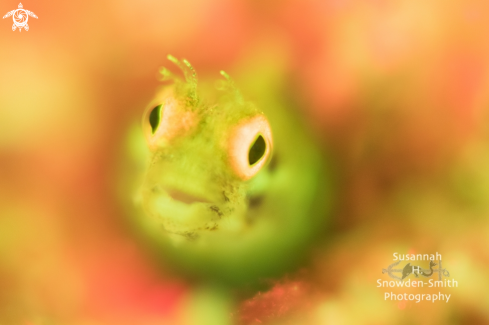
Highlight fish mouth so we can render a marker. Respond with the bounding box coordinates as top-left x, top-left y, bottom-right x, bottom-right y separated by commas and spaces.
166, 188, 212, 205
143, 185, 223, 237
